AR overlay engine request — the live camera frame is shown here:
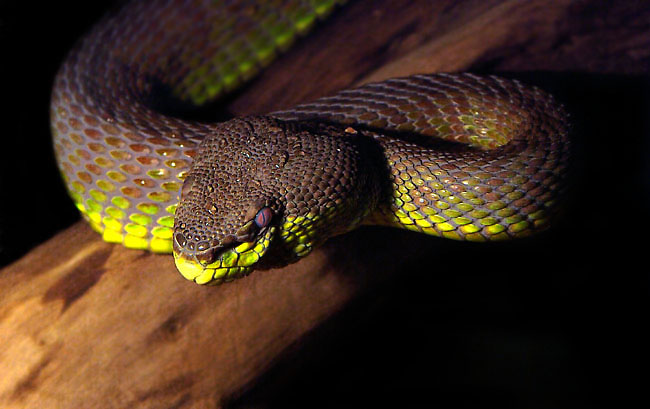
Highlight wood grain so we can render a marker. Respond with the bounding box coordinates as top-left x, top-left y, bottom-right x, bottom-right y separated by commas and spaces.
1, 0, 649, 408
